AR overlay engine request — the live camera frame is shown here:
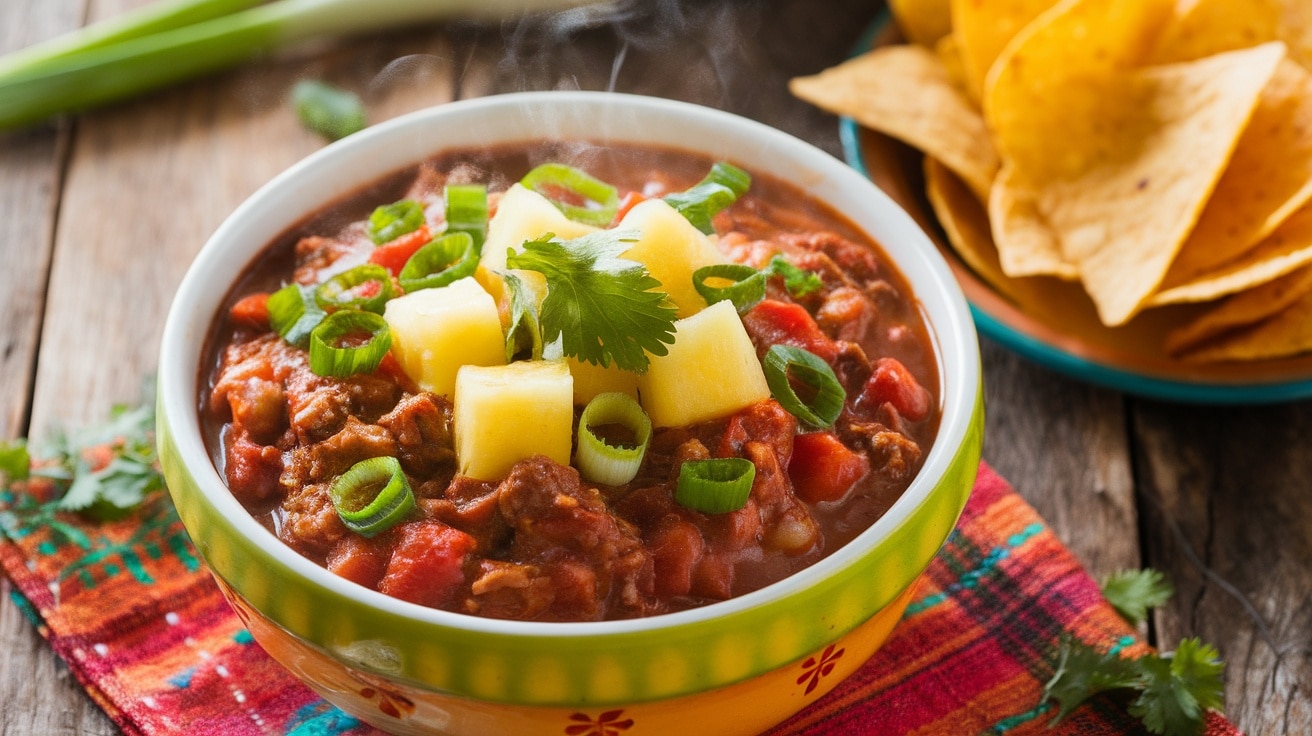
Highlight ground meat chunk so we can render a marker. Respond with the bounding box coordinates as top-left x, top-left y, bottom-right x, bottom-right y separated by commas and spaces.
294, 417, 397, 485
816, 286, 877, 343
496, 457, 655, 620
745, 441, 819, 556
279, 482, 347, 558
283, 367, 403, 444
842, 419, 923, 486
376, 393, 455, 478
465, 559, 555, 619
